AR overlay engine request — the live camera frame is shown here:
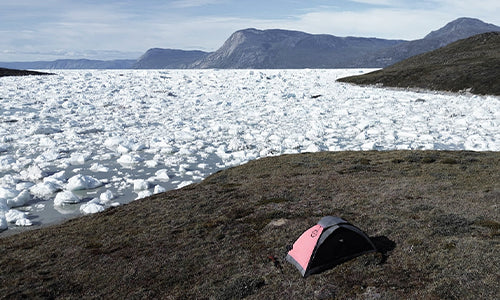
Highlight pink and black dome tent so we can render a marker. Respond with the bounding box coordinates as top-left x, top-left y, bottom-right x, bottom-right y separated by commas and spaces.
286, 216, 377, 277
